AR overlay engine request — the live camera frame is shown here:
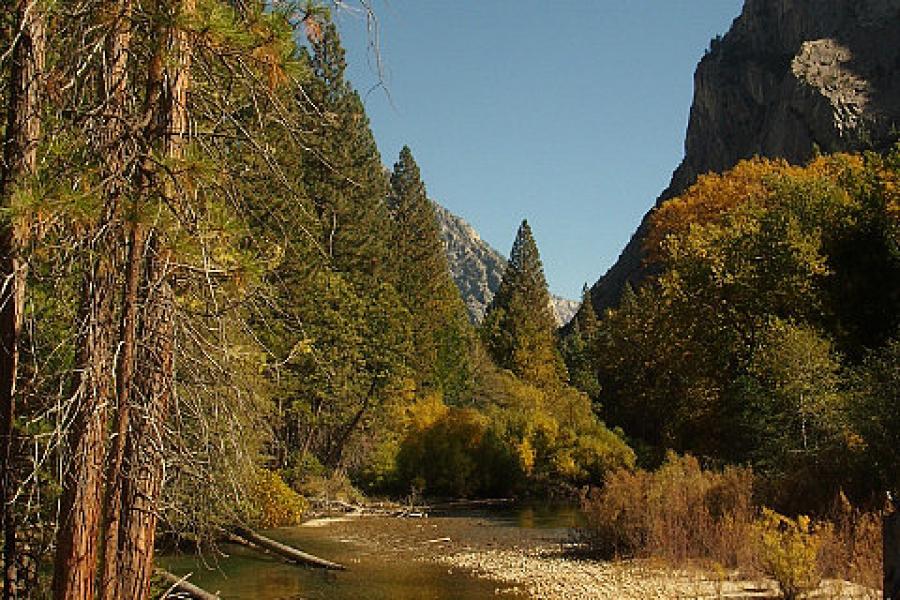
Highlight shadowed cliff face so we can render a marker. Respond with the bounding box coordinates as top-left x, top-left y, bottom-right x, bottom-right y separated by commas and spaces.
587, 0, 900, 314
